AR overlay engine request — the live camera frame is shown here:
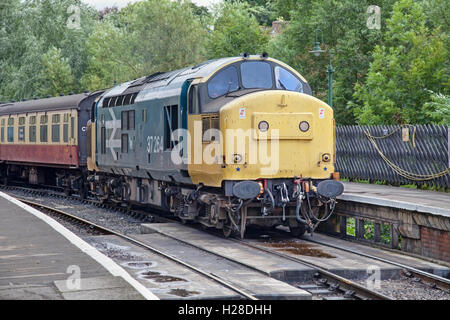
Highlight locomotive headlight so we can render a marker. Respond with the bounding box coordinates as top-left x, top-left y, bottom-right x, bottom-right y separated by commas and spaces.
258, 121, 269, 132
299, 121, 310, 132
322, 153, 331, 162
